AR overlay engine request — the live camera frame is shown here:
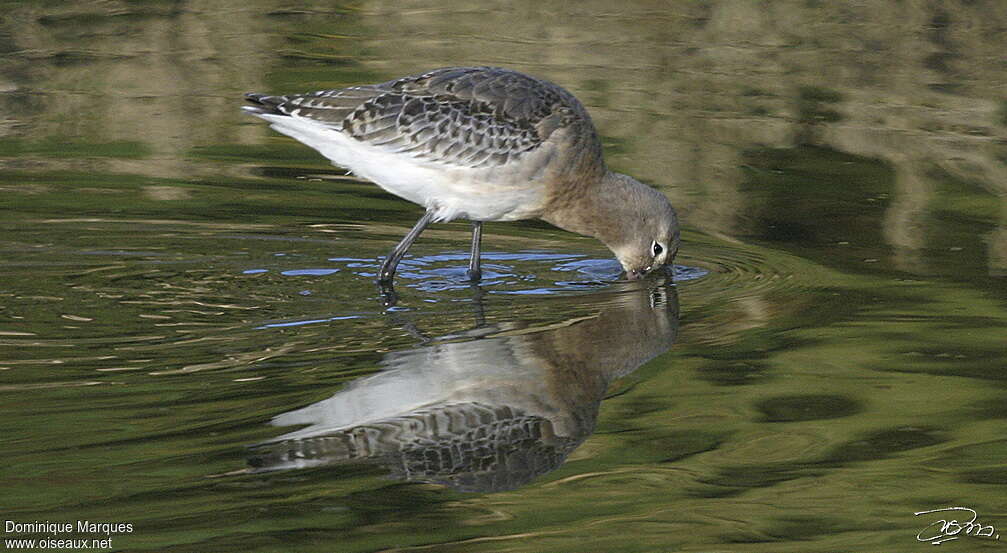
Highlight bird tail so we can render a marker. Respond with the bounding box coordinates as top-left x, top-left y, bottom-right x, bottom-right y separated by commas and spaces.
242, 93, 287, 116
